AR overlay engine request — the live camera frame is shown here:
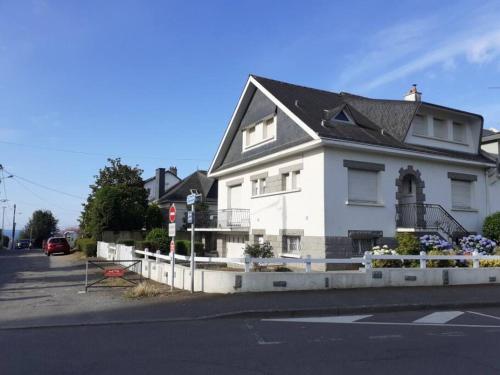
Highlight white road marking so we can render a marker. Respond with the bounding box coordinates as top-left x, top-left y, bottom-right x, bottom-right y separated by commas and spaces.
467, 311, 500, 321
368, 334, 403, 340
264, 315, 372, 324
413, 311, 464, 324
